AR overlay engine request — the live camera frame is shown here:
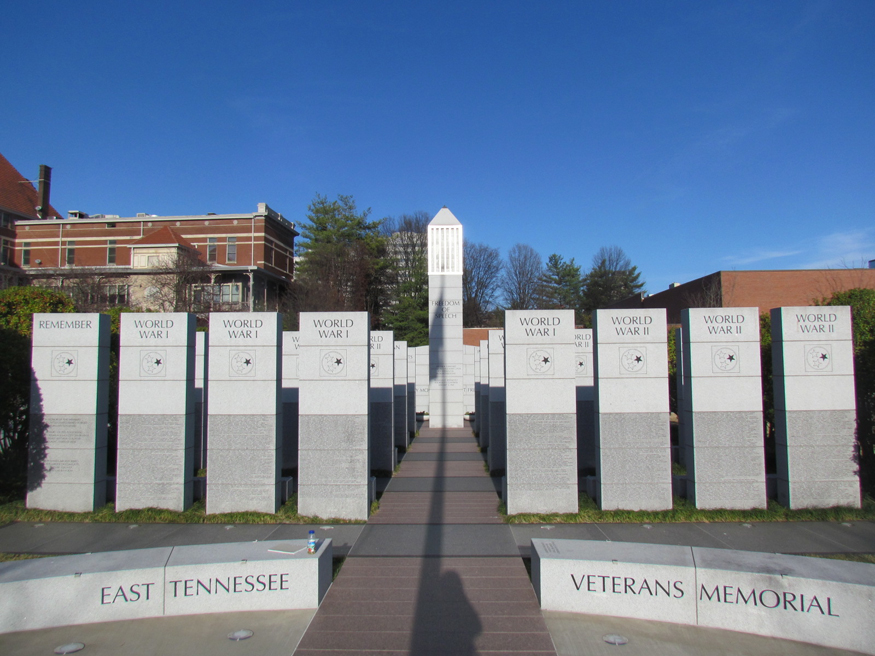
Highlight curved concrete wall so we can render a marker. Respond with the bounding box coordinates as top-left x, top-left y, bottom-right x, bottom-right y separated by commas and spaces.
533, 538, 875, 654
0, 539, 331, 634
